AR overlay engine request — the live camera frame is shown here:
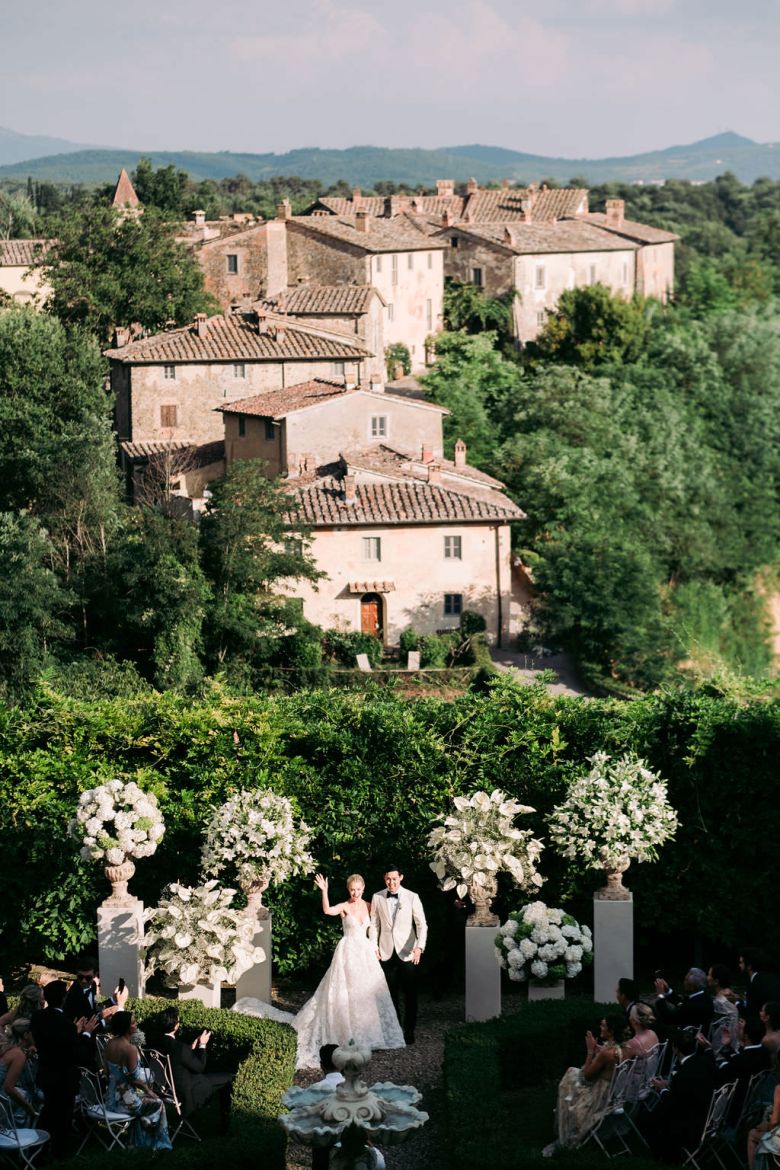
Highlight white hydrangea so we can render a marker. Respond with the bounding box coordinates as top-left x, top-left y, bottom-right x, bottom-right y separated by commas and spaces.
428, 790, 544, 900
202, 789, 314, 892
69, 779, 165, 865
548, 752, 678, 871
495, 902, 593, 984
145, 880, 264, 986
